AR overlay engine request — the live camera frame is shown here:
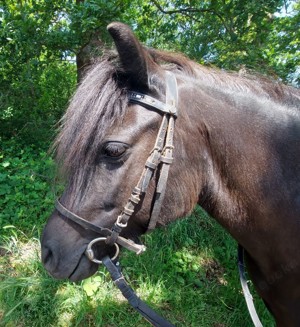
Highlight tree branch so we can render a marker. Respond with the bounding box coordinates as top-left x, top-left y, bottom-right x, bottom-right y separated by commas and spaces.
150, 0, 236, 40
151, 0, 215, 15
